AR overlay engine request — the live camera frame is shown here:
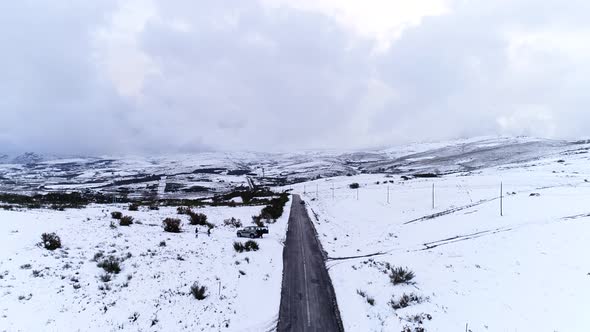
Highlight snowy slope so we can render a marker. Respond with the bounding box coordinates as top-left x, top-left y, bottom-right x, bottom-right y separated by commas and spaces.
1, 137, 585, 199
0, 201, 290, 332
297, 148, 590, 331
3, 136, 590, 331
